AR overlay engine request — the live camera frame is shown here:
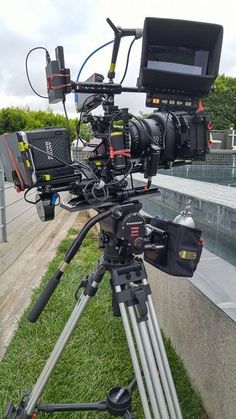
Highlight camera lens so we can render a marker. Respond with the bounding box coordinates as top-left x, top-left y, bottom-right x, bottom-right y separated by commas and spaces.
129, 112, 177, 164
